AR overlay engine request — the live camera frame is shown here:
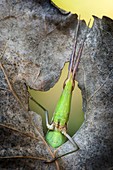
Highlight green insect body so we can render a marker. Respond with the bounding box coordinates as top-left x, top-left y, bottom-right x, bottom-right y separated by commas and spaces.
46, 73, 73, 148
25, 18, 90, 150
45, 18, 89, 149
